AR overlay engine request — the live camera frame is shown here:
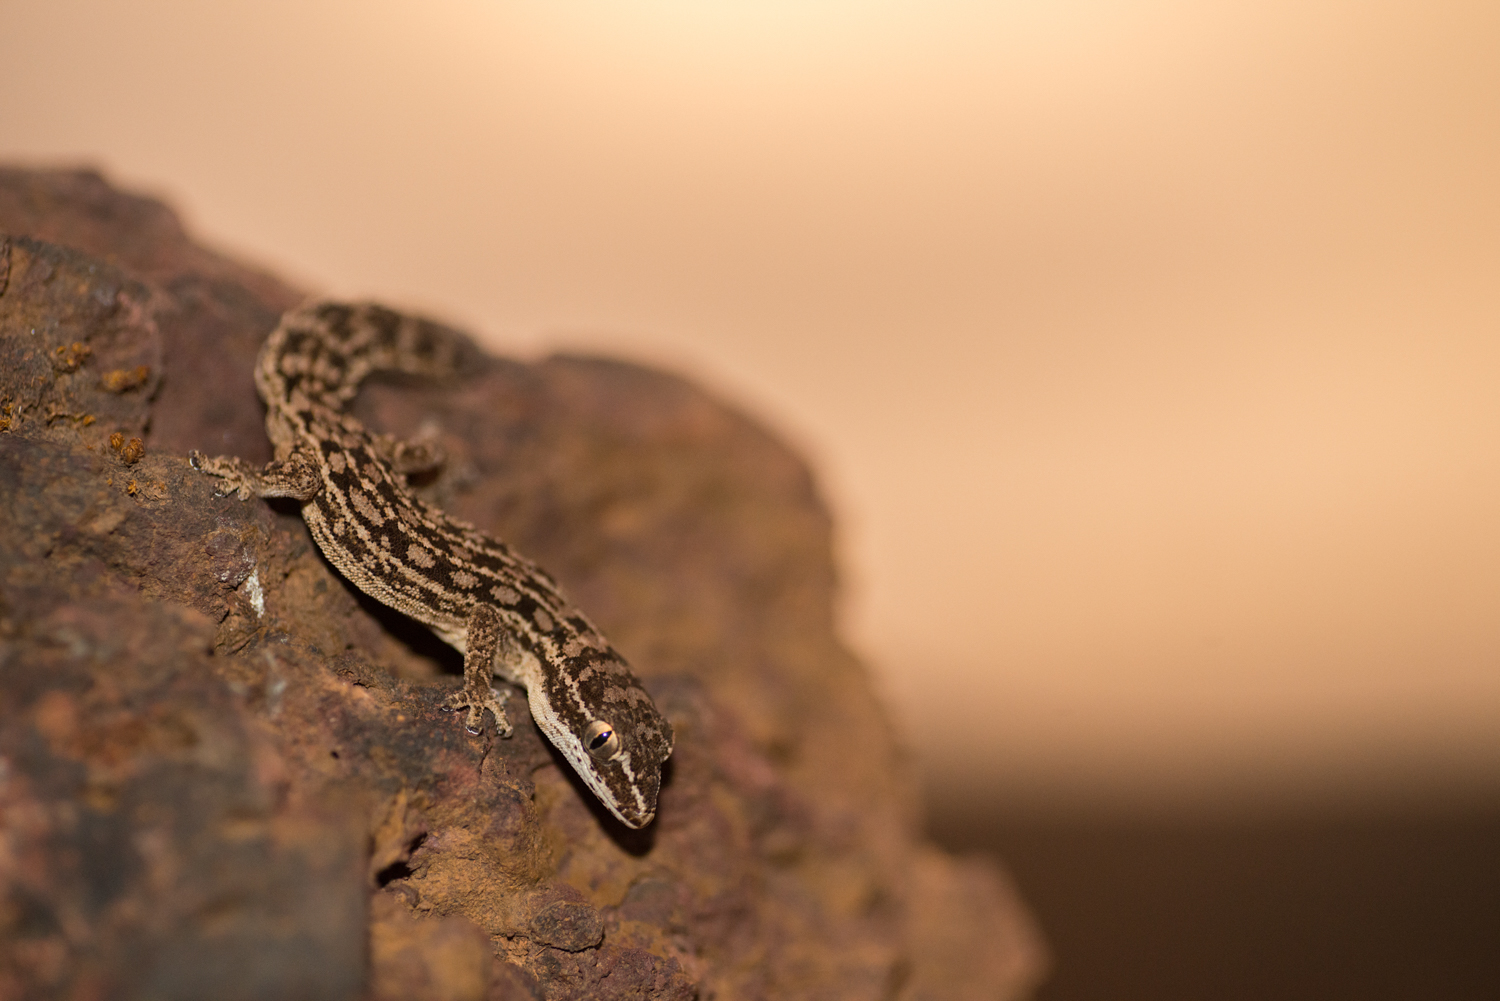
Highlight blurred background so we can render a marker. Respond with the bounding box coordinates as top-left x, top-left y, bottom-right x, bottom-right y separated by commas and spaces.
4, 2, 1497, 997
